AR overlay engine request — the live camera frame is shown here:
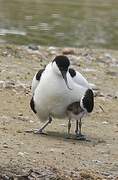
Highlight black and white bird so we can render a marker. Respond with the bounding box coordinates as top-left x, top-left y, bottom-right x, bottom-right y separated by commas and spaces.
30, 55, 94, 138
66, 67, 94, 139
30, 55, 73, 134
67, 89, 94, 139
